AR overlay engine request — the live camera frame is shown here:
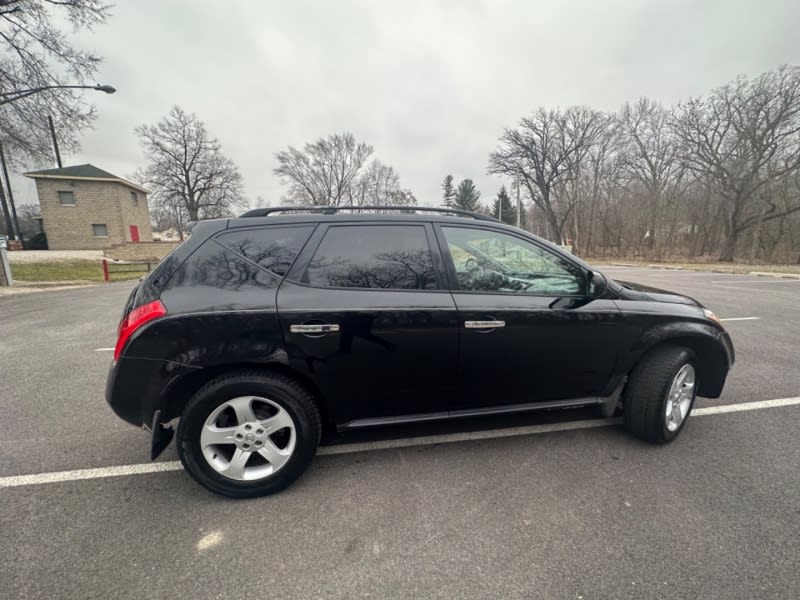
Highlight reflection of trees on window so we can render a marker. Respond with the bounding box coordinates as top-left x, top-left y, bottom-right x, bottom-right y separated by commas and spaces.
311, 249, 435, 290
217, 226, 313, 276
168, 242, 277, 292
304, 225, 436, 290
